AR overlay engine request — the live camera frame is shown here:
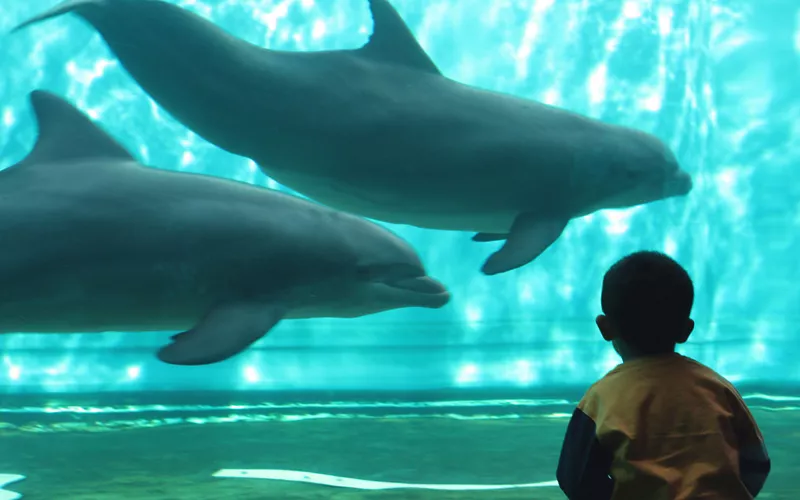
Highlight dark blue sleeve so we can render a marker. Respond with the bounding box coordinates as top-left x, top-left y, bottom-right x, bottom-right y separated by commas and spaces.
729, 387, 771, 497
740, 453, 770, 498
556, 407, 614, 500
738, 427, 771, 497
